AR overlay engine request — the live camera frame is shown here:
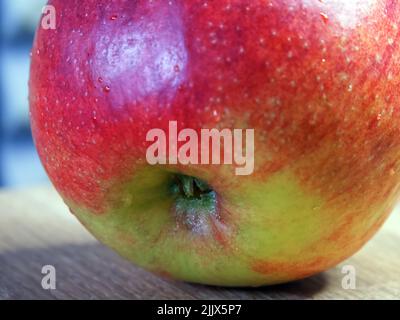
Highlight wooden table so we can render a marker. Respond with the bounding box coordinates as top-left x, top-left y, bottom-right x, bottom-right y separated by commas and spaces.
0, 186, 399, 300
